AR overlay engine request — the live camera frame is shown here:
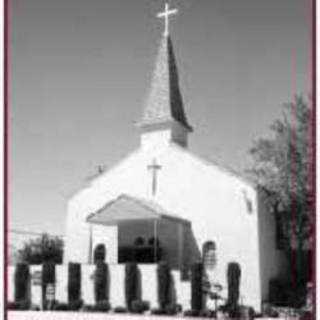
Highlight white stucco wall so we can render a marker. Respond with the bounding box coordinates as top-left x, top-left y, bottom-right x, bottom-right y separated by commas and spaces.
172, 270, 191, 310
81, 265, 95, 304
30, 265, 42, 306
91, 225, 118, 264
257, 189, 288, 302
8, 266, 15, 302
64, 142, 285, 311
141, 129, 172, 150
55, 265, 68, 303
139, 264, 158, 309
109, 264, 126, 308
